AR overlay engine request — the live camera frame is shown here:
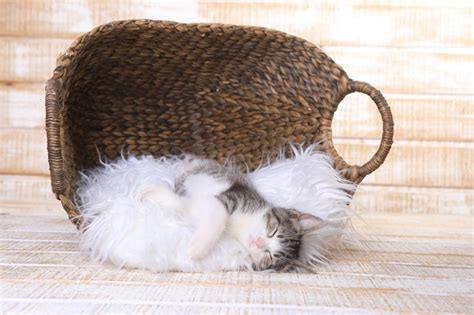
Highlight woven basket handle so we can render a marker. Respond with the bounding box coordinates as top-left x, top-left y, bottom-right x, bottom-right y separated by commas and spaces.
45, 78, 66, 198
331, 80, 394, 184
